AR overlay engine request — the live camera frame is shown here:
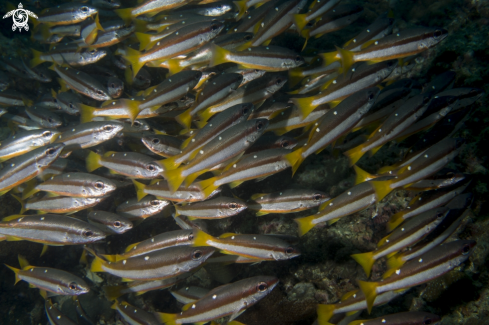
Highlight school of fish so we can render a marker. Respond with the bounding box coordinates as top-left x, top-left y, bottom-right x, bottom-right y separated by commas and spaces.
0, 0, 483, 324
